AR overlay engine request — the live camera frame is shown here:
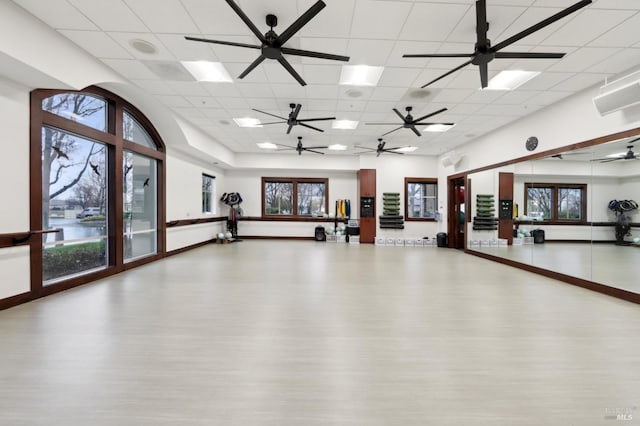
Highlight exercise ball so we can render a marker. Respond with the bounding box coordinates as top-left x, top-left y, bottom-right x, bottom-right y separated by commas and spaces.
225, 231, 233, 239
217, 233, 225, 240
